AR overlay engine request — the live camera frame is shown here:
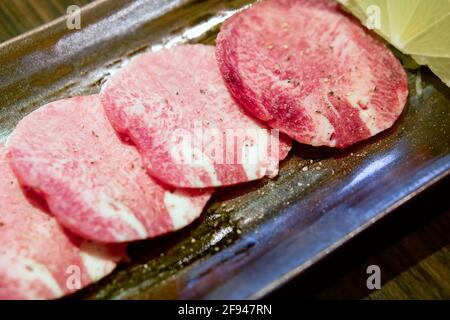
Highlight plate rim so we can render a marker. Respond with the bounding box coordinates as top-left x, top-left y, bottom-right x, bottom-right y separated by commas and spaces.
1, 0, 449, 300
